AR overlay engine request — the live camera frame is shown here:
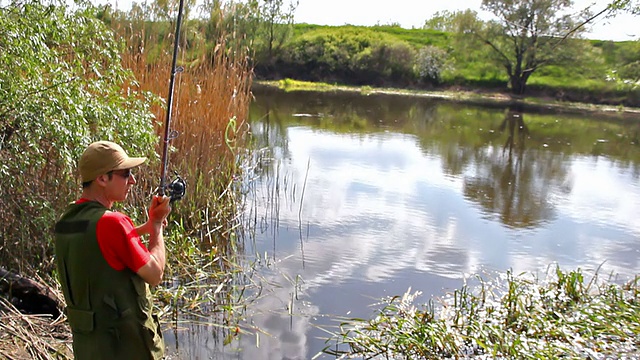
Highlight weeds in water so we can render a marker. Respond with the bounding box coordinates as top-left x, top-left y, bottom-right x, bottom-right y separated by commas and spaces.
325, 266, 640, 359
